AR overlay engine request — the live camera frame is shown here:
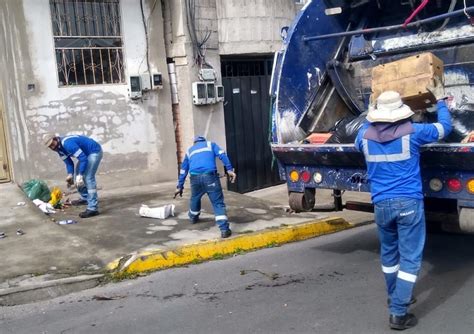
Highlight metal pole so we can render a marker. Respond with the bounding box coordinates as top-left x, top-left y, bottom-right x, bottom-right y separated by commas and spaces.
303, 7, 474, 42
